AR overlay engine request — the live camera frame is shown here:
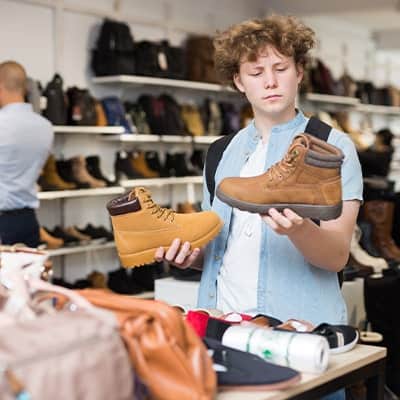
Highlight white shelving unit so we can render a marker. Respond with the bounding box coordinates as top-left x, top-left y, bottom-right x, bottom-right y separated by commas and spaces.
303, 93, 360, 106
120, 176, 203, 188
355, 104, 400, 116
38, 187, 125, 200
53, 126, 126, 134
92, 75, 234, 93
48, 241, 116, 257
99, 133, 221, 144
